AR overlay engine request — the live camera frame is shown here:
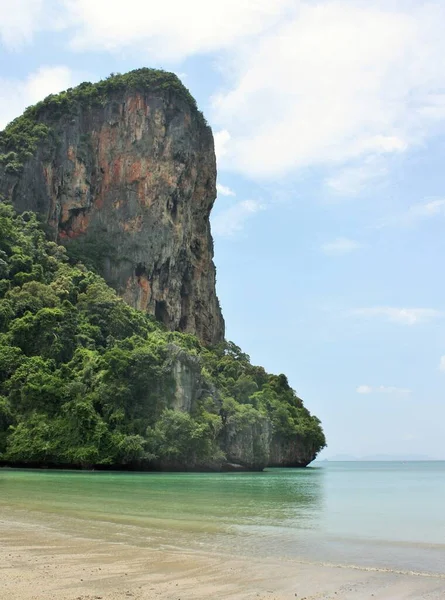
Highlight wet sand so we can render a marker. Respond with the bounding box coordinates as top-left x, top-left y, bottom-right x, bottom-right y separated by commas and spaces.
1, 516, 445, 600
